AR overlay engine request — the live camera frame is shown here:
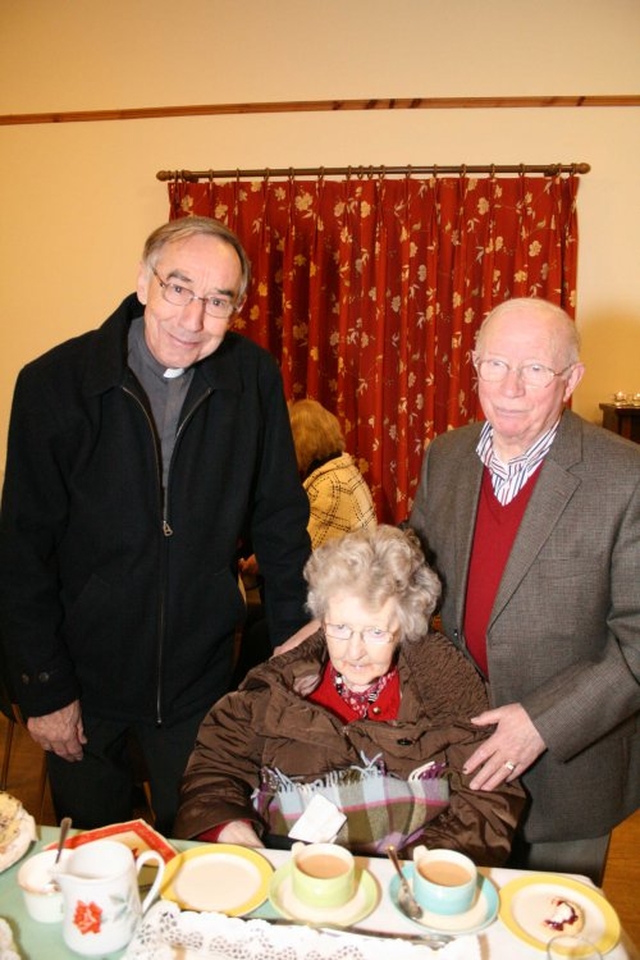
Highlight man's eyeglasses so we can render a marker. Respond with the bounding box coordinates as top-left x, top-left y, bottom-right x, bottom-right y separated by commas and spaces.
323, 622, 396, 646
152, 267, 238, 319
474, 356, 574, 389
